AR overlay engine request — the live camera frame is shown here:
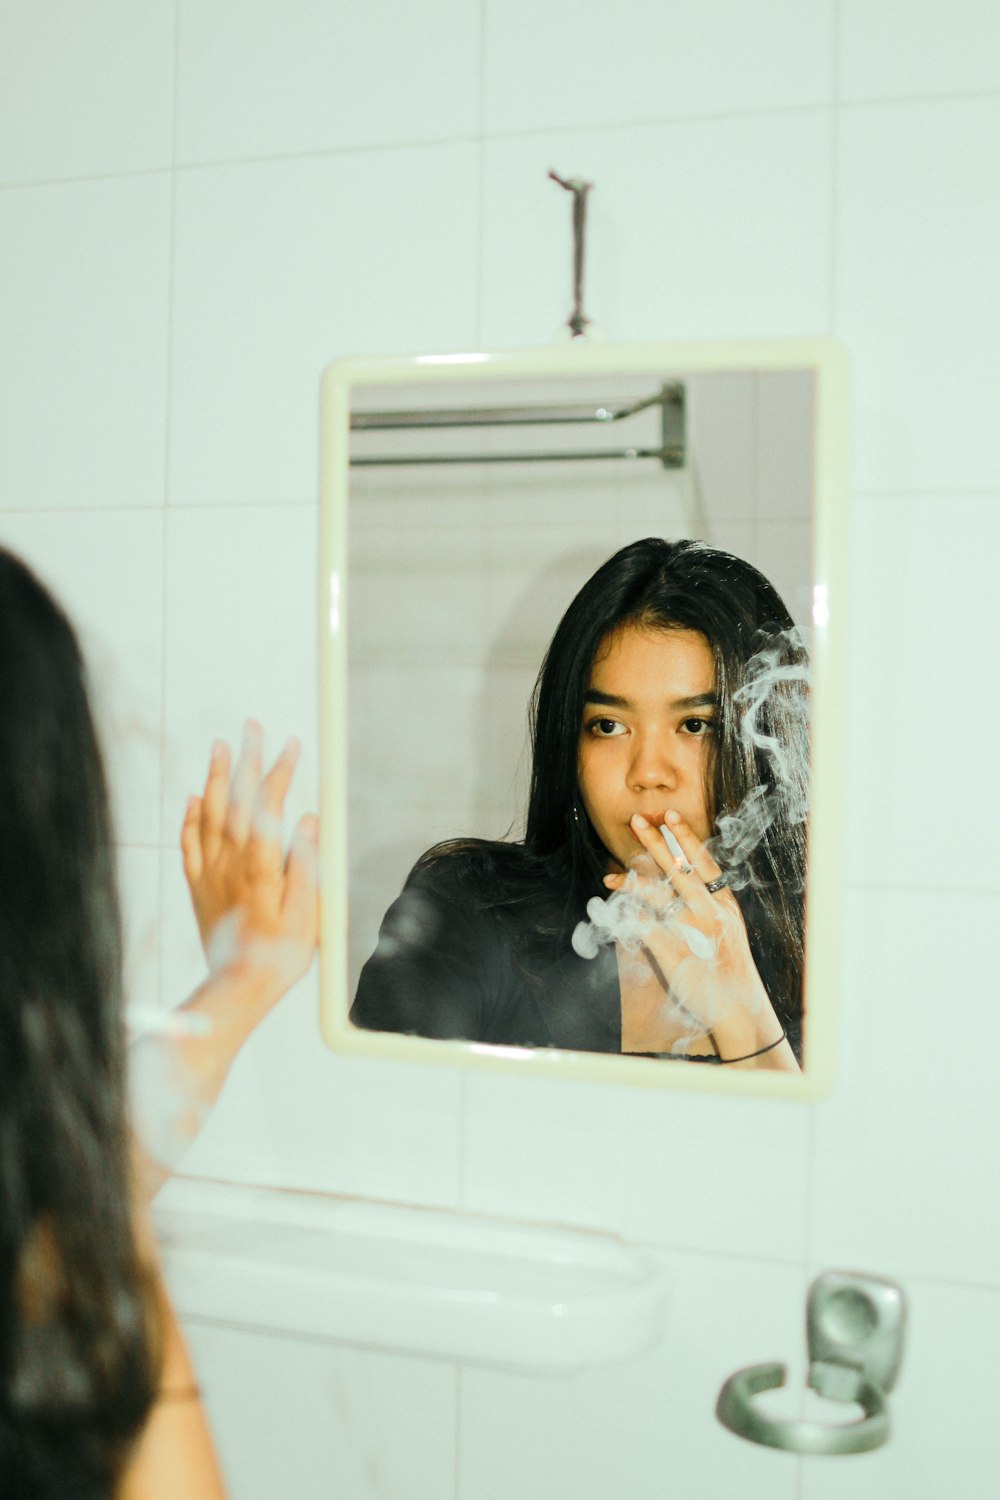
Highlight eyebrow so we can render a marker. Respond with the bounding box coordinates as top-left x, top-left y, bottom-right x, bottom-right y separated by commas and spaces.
583, 690, 718, 711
